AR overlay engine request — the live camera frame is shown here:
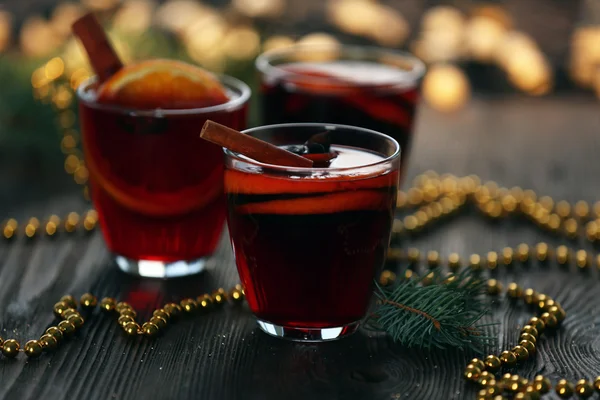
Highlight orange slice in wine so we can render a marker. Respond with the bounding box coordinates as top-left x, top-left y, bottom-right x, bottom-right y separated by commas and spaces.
97, 59, 229, 109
